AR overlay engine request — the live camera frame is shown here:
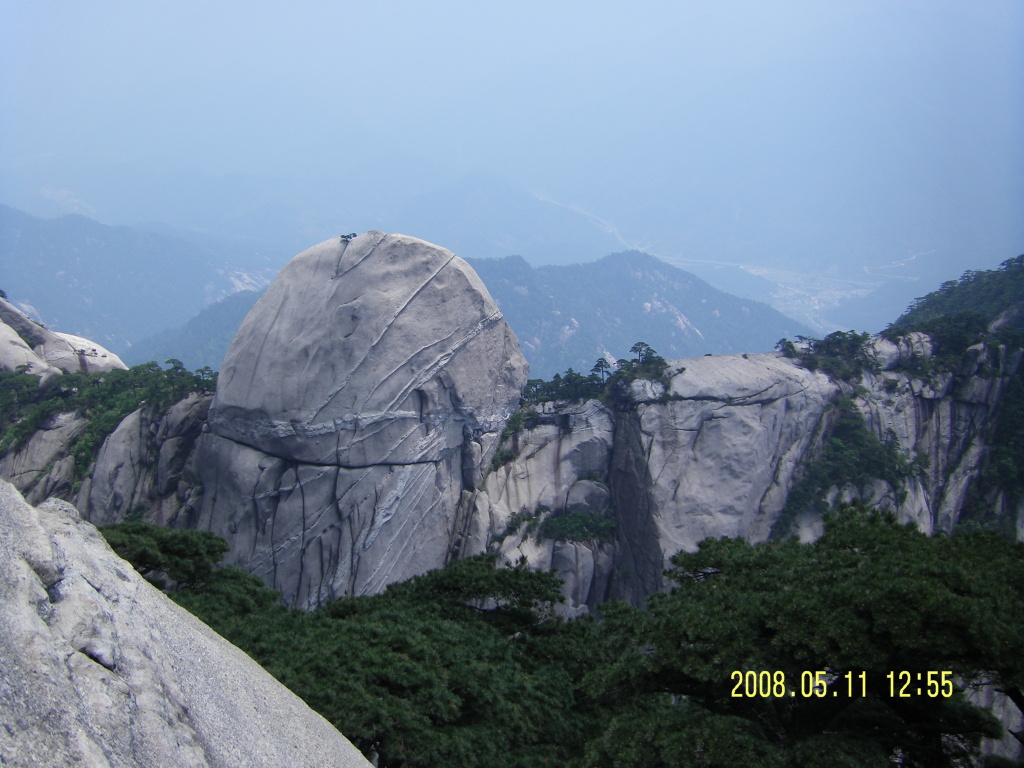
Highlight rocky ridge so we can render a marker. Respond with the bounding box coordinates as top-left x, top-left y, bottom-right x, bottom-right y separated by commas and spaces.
1, 234, 1021, 616
474, 337, 1022, 608
0, 480, 371, 768
1, 296, 126, 381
